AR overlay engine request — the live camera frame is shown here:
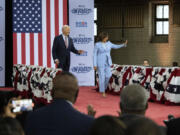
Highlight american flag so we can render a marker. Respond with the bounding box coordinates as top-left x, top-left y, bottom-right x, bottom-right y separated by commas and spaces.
13, 0, 67, 67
